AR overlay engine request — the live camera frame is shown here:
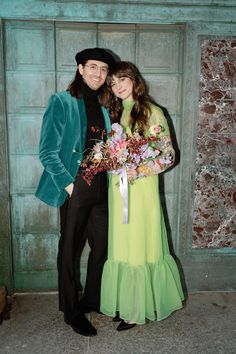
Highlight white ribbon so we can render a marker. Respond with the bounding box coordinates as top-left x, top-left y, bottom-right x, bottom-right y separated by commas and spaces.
119, 169, 129, 224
